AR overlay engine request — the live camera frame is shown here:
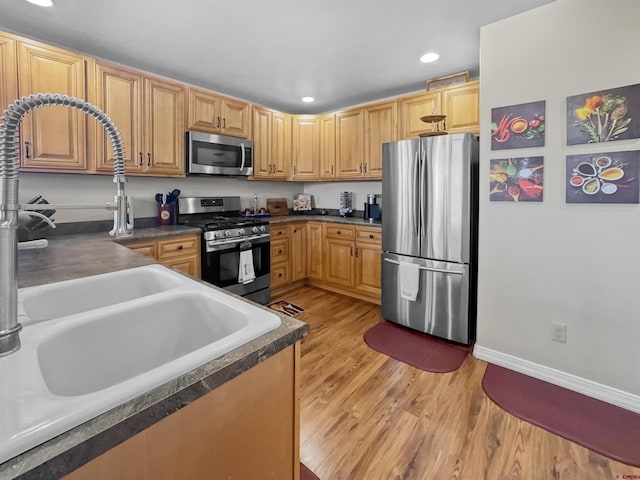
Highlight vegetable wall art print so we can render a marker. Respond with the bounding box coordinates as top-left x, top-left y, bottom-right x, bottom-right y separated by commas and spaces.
567, 83, 640, 145
566, 150, 639, 204
491, 101, 545, 150
490, 157, 544, 202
